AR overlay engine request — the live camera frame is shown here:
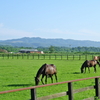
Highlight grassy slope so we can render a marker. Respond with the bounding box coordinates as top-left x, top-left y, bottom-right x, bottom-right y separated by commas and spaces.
0, 58, 100, 100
